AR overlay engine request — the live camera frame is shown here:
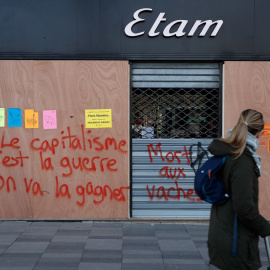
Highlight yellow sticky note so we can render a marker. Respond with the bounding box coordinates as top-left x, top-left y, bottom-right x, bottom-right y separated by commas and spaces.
85, 109, 112, 128
25, 109, 39, 128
